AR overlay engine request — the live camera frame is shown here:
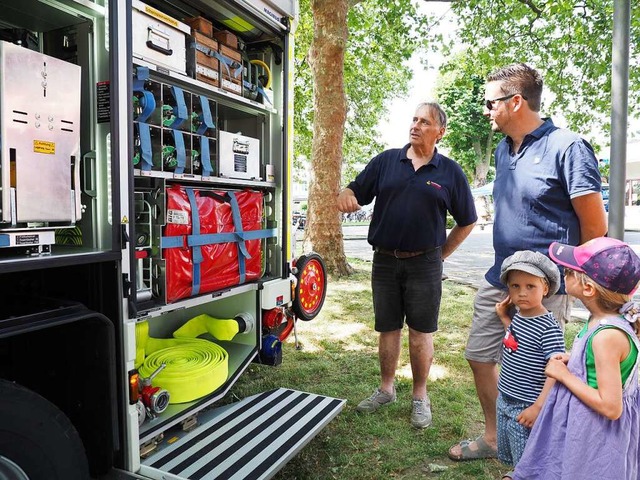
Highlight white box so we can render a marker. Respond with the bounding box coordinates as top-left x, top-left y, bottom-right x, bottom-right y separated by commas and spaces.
219, 131, 261, 180
261, 278, 292, 309
132, 0, 190, 75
